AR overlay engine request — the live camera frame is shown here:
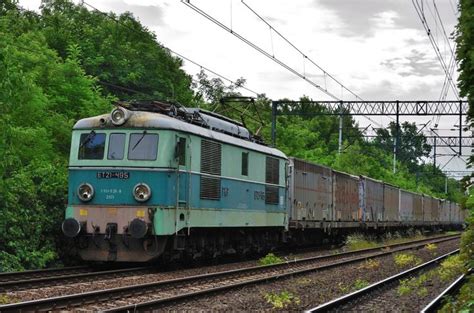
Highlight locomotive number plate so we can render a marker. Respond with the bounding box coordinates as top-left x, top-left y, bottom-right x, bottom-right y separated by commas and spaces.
96, 171, 130, 179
